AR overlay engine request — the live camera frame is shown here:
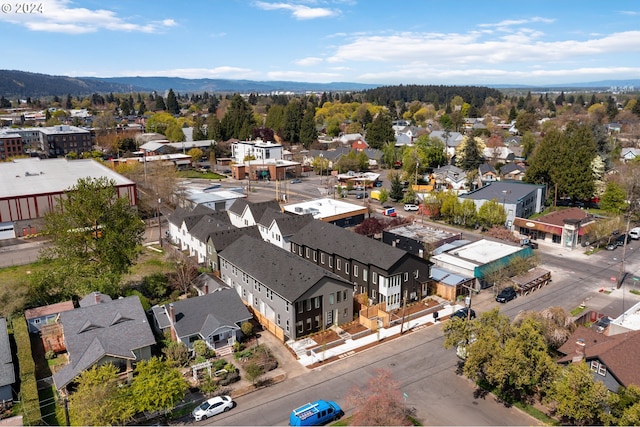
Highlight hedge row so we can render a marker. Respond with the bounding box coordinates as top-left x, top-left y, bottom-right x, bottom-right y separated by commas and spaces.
12, 316, 41, 426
